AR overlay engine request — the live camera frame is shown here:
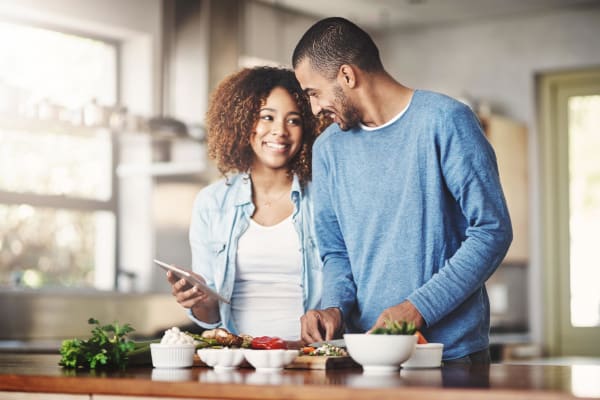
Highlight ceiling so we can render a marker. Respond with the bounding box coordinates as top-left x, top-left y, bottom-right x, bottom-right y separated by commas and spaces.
256, 0, 600, 31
